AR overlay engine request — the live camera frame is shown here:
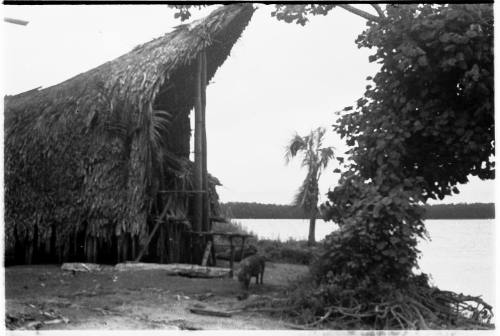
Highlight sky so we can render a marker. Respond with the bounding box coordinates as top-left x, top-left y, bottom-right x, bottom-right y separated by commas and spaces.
1, 4, 495, 205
